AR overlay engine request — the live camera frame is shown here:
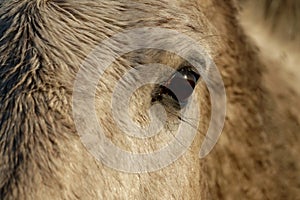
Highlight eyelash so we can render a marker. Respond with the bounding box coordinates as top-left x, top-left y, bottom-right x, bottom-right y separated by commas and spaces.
151, 65, 200, 108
